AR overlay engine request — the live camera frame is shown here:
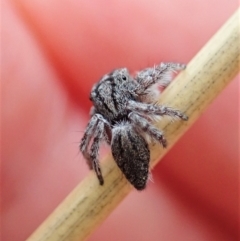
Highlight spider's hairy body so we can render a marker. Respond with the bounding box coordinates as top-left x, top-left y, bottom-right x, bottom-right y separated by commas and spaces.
111, 123, 150, 190
80, 63, 188, 190
90, 69, 137, 123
